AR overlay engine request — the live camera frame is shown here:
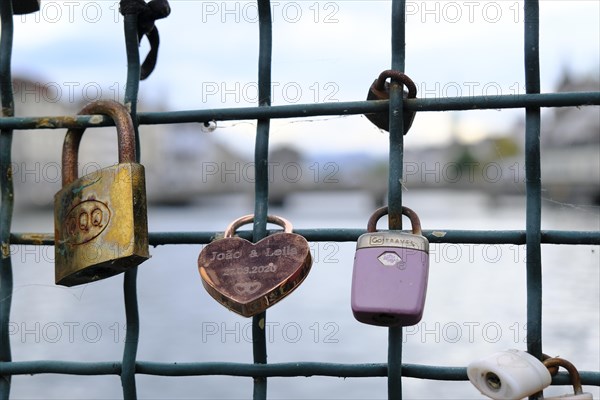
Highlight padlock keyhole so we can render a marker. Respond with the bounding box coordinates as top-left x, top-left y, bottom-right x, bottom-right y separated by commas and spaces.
484, 372, 502, 392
